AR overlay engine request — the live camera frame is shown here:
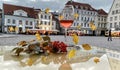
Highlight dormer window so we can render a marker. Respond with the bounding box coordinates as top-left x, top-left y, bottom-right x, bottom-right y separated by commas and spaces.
75, 5, 78, 8
20, 13, 22, 16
